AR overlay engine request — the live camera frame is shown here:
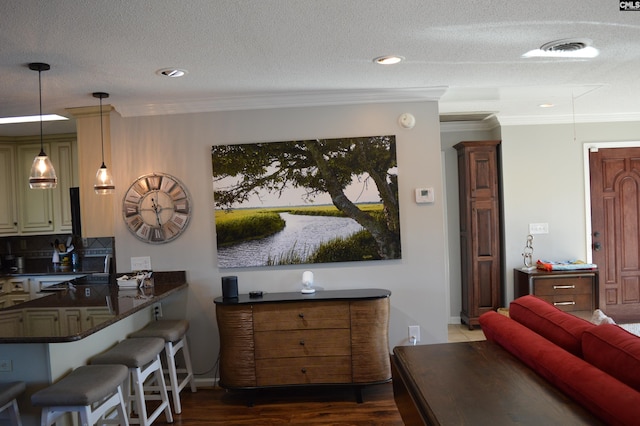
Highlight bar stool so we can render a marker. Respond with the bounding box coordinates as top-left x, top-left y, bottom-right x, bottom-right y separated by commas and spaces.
130, 320, 197, 414
91, 337, 173, 426
0, 381, 26, 426
31, 365, 128, 426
